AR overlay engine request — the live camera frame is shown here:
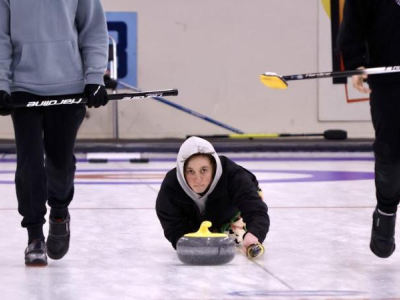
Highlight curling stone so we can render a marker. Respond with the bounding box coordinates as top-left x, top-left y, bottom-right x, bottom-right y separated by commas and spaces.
176, 221, 236, 265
